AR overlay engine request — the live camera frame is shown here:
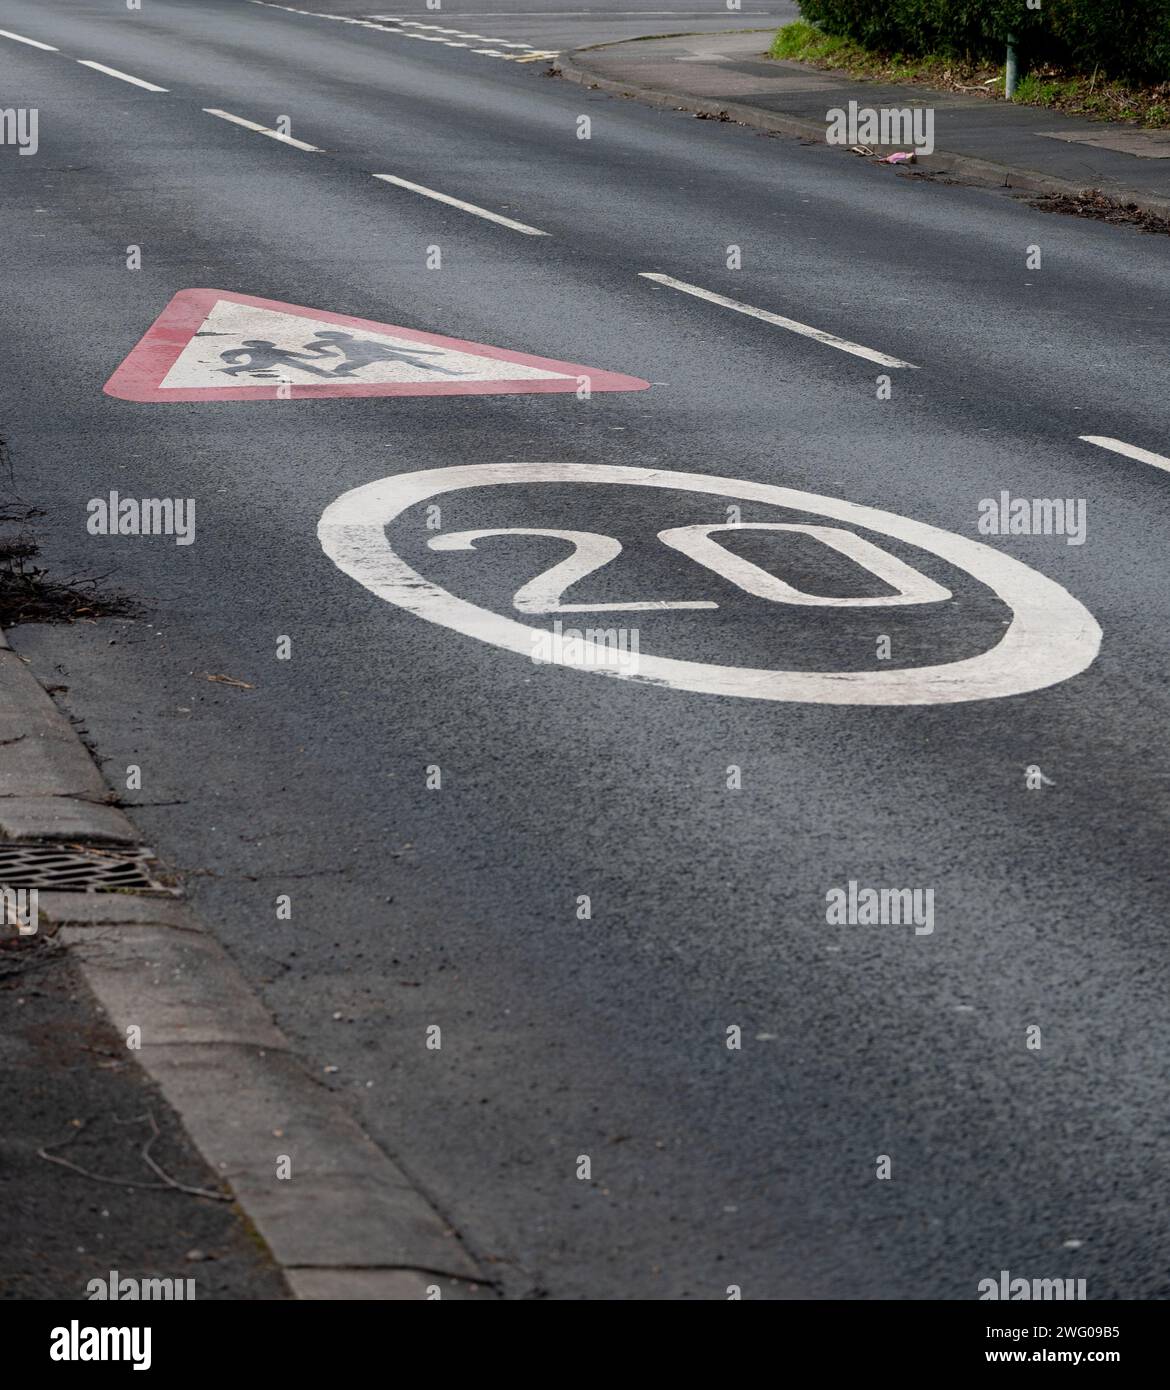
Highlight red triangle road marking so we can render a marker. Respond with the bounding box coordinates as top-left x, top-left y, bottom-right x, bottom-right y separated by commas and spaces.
103, 289, 651, 402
